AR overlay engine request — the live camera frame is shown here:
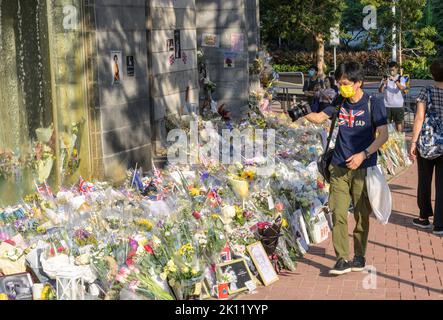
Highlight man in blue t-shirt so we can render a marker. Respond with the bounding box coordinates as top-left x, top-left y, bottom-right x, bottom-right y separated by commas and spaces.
303, 61, 389, 276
